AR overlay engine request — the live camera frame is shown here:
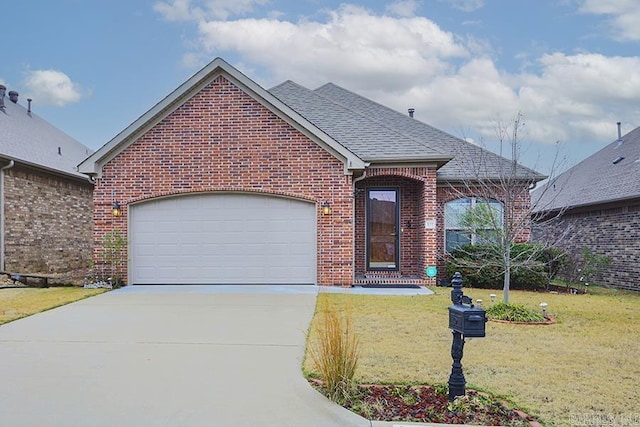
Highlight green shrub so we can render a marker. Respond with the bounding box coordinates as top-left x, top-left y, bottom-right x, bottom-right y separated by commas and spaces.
444, 243, 567, 291
485, 302, 545, 322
